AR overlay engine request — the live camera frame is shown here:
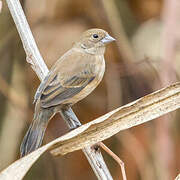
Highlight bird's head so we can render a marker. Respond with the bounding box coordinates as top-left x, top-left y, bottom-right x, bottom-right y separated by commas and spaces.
74, 28, 115, 54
